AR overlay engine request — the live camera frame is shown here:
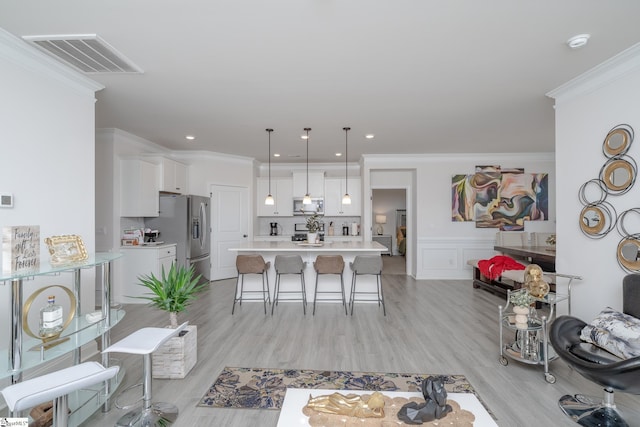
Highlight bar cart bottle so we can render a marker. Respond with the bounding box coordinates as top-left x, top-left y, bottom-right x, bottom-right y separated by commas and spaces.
39, 295, 63, 338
